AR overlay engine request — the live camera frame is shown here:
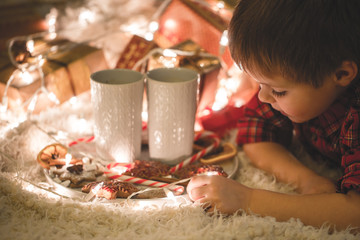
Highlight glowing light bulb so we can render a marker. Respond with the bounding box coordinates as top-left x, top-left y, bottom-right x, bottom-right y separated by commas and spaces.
144, 32, 154, 41
163, 49, 177, 58
48, 92, 60, 104
79, 9, 95, 26
212, 87, 229, 111
216, 1, 225, 10
164, 19, 177, 30
19, 70, 33, 85
26, 40, 34, 53
220, 30, 229, 47
46, 8, 58, 39
149, 21, 159, 32
69, 96, 78, 105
